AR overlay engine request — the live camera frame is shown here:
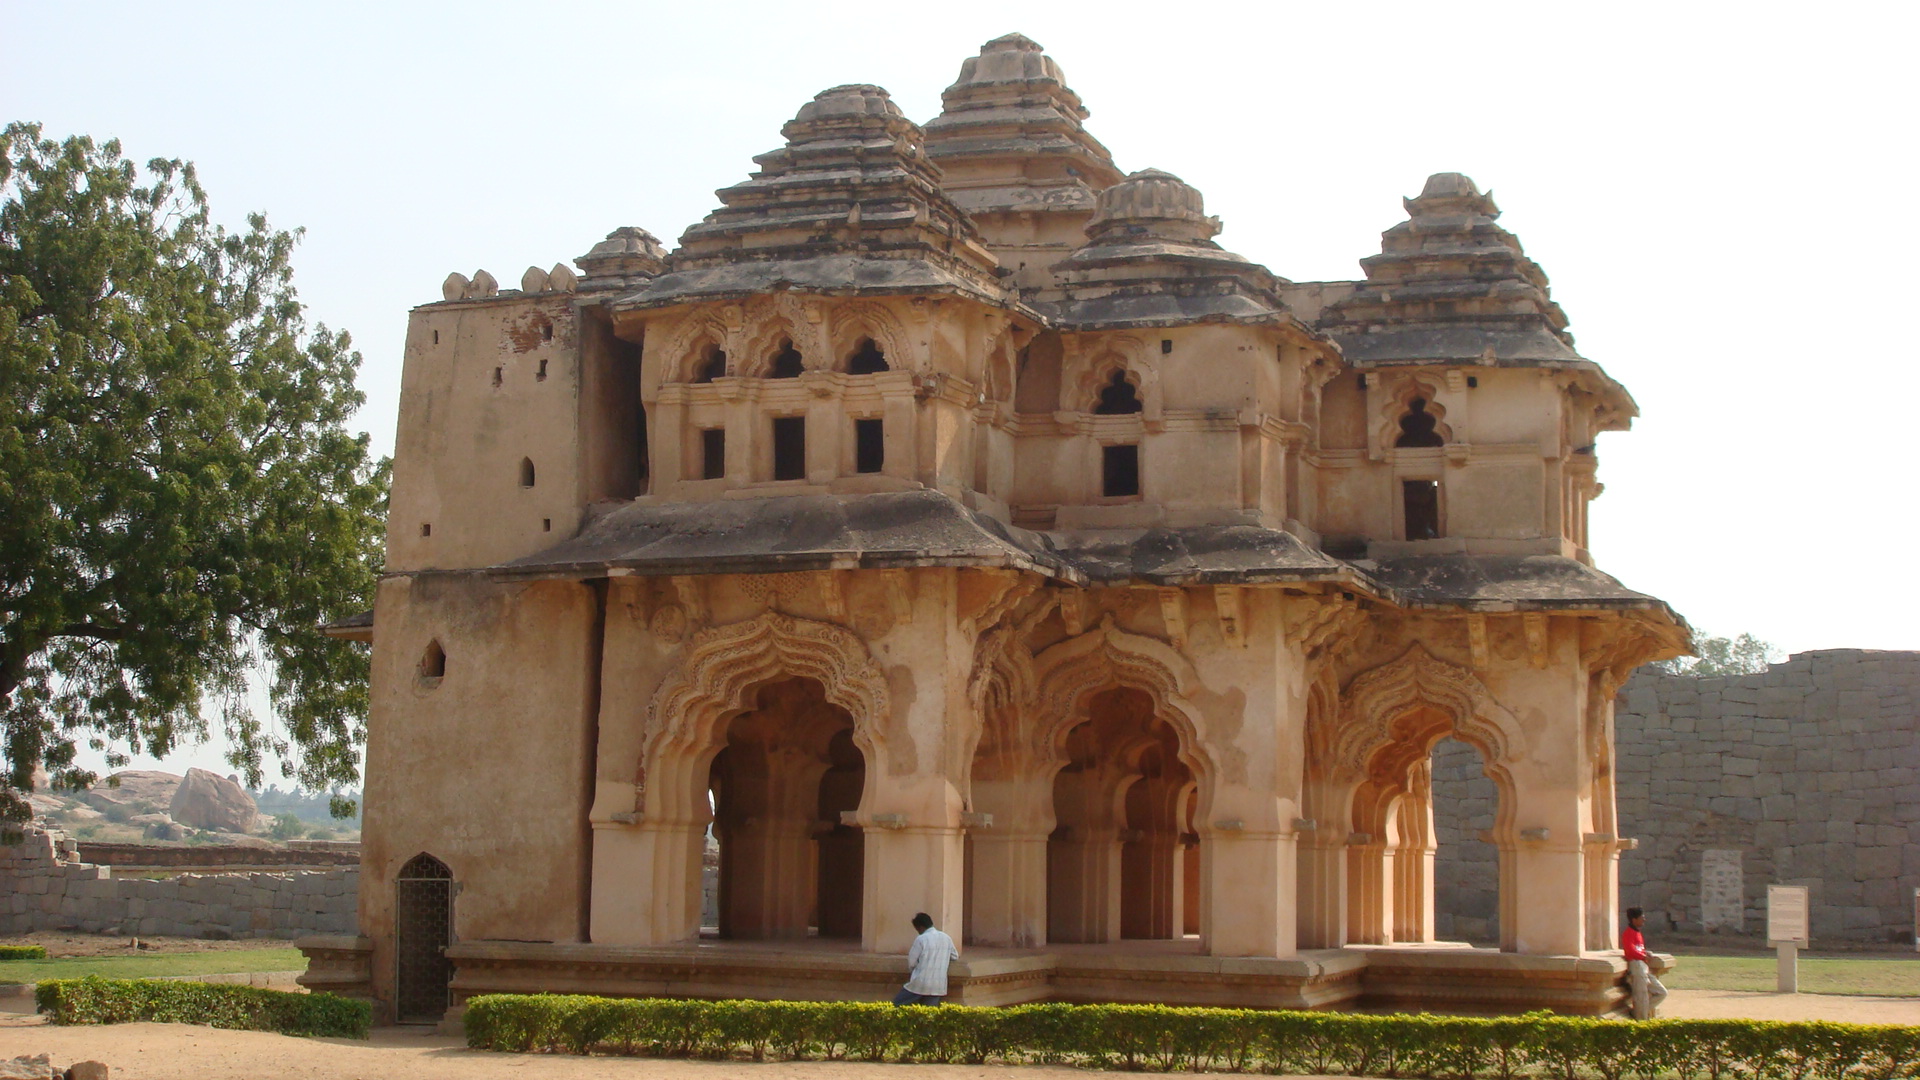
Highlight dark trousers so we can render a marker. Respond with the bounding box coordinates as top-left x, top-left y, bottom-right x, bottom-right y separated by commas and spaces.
892, 989, 945, 1006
